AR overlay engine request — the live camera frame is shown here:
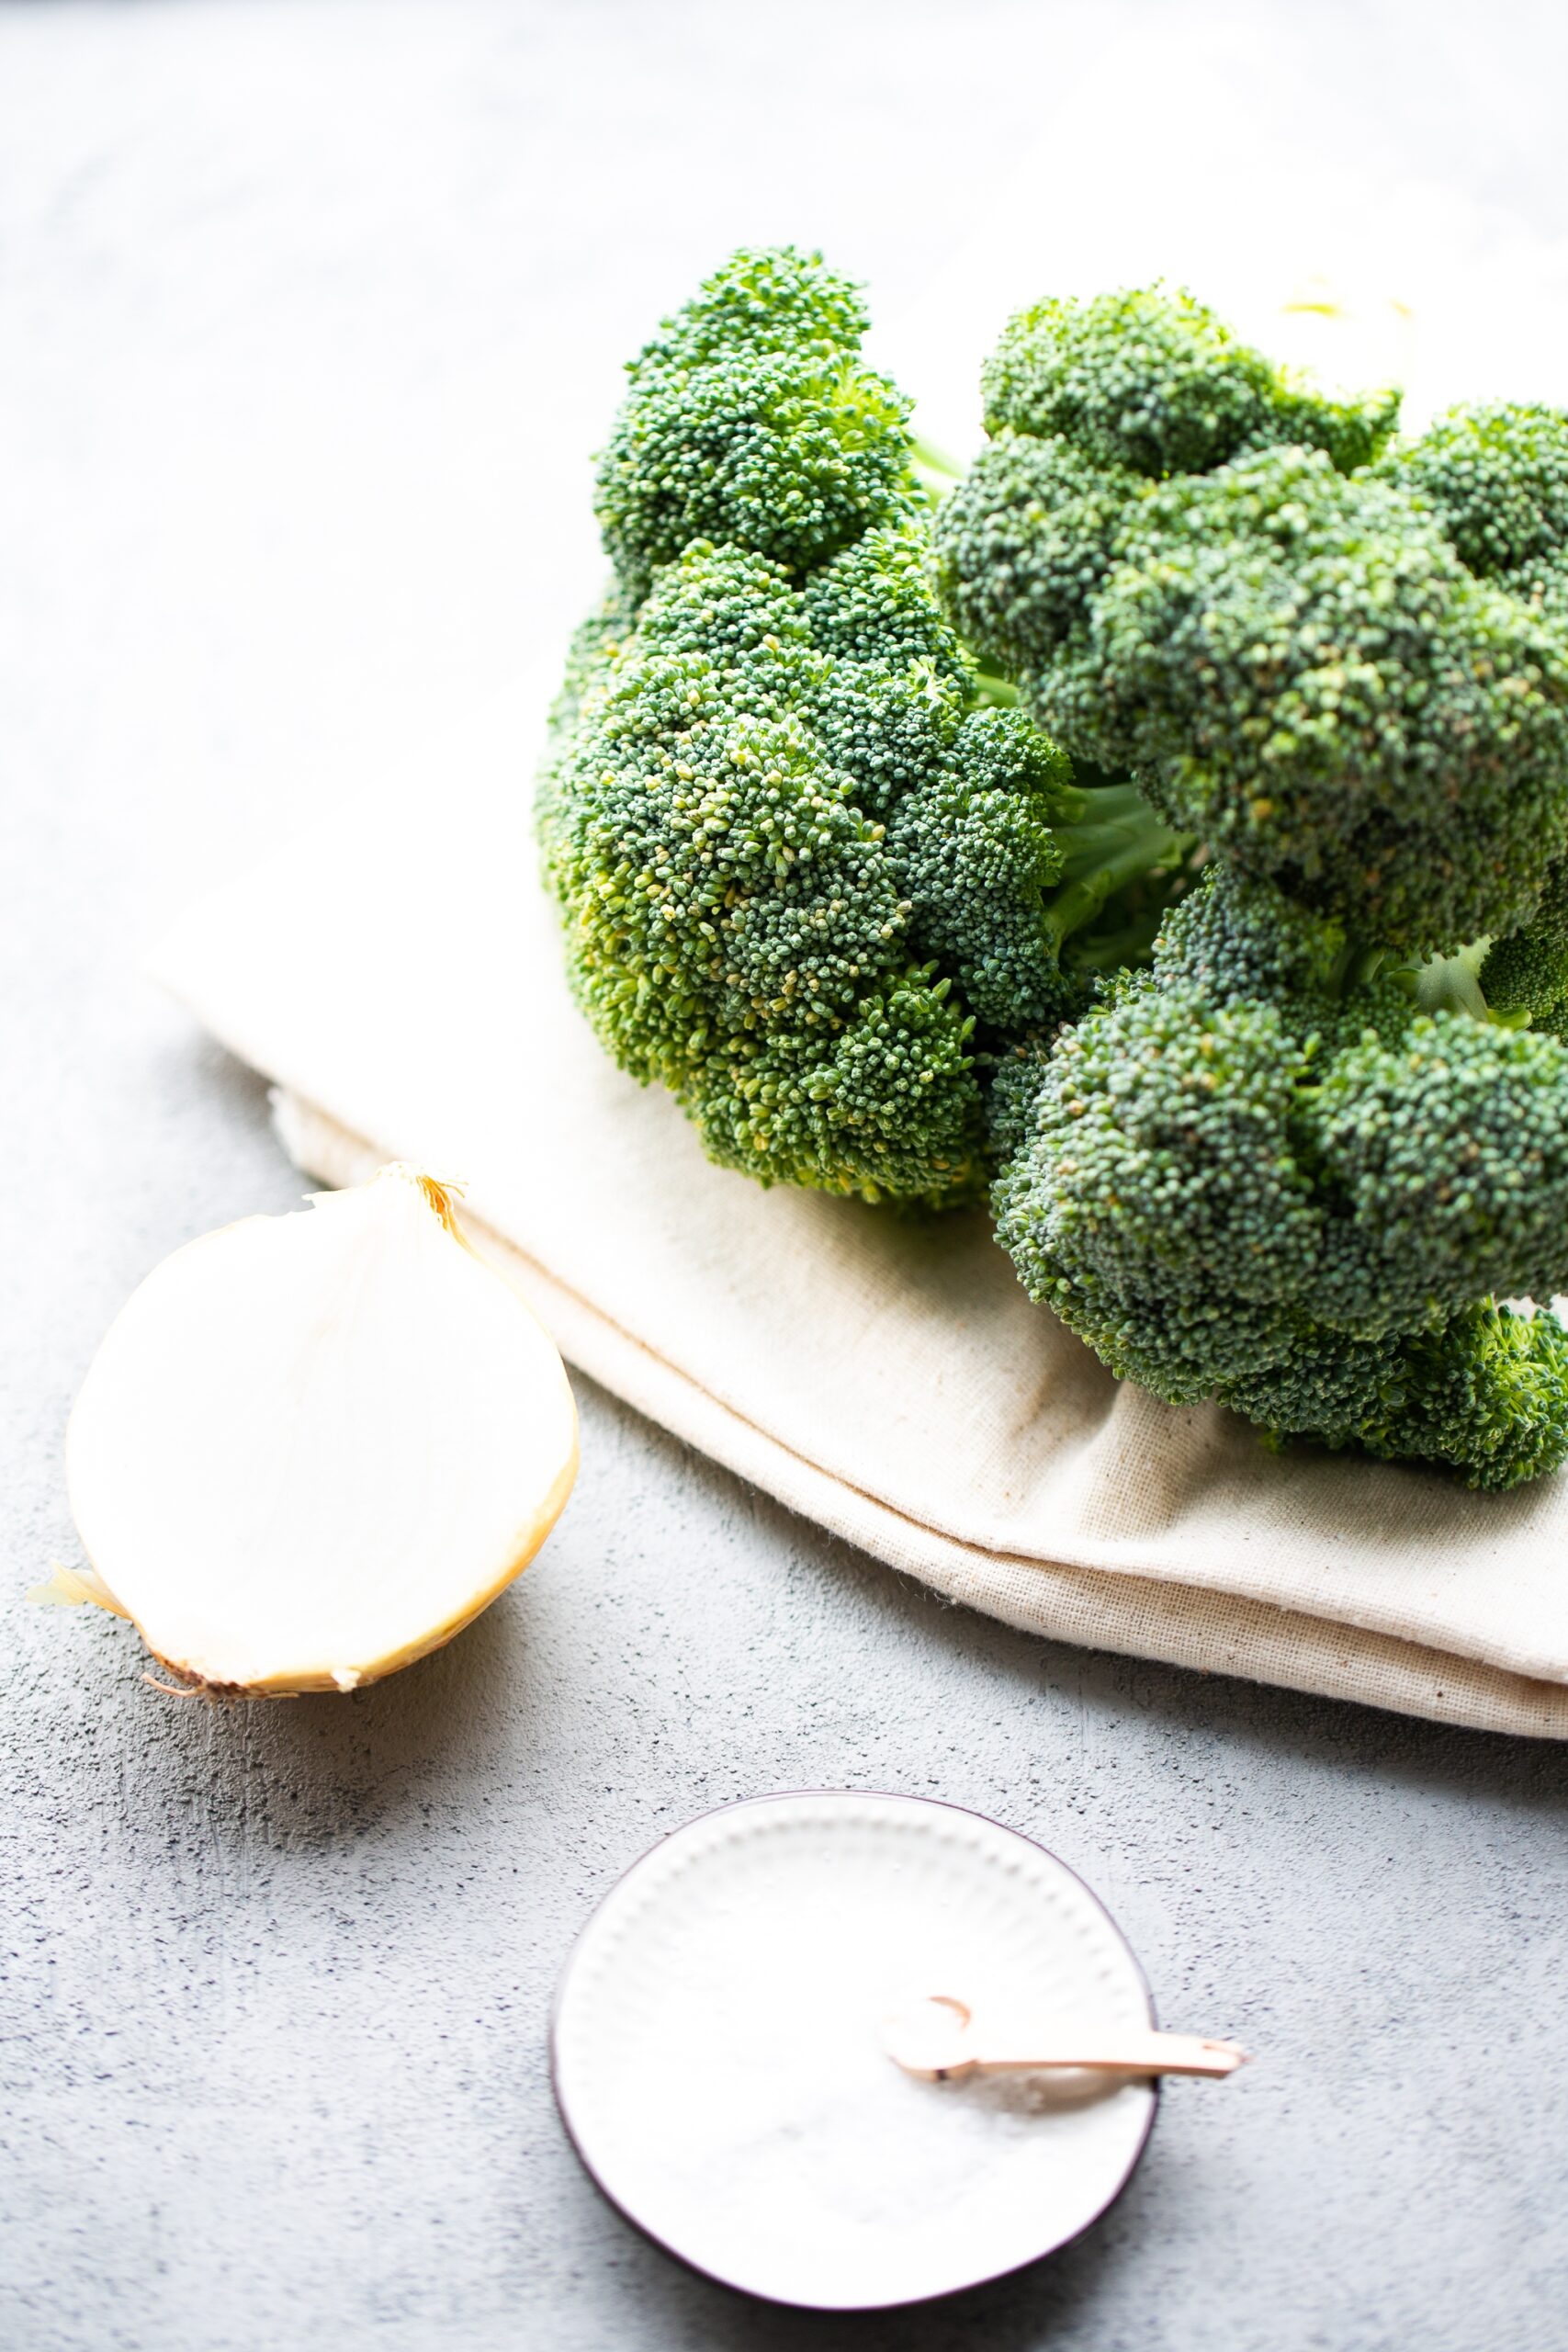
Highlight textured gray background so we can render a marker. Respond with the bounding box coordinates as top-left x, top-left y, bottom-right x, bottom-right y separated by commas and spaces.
5, 5, 1568, 2347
